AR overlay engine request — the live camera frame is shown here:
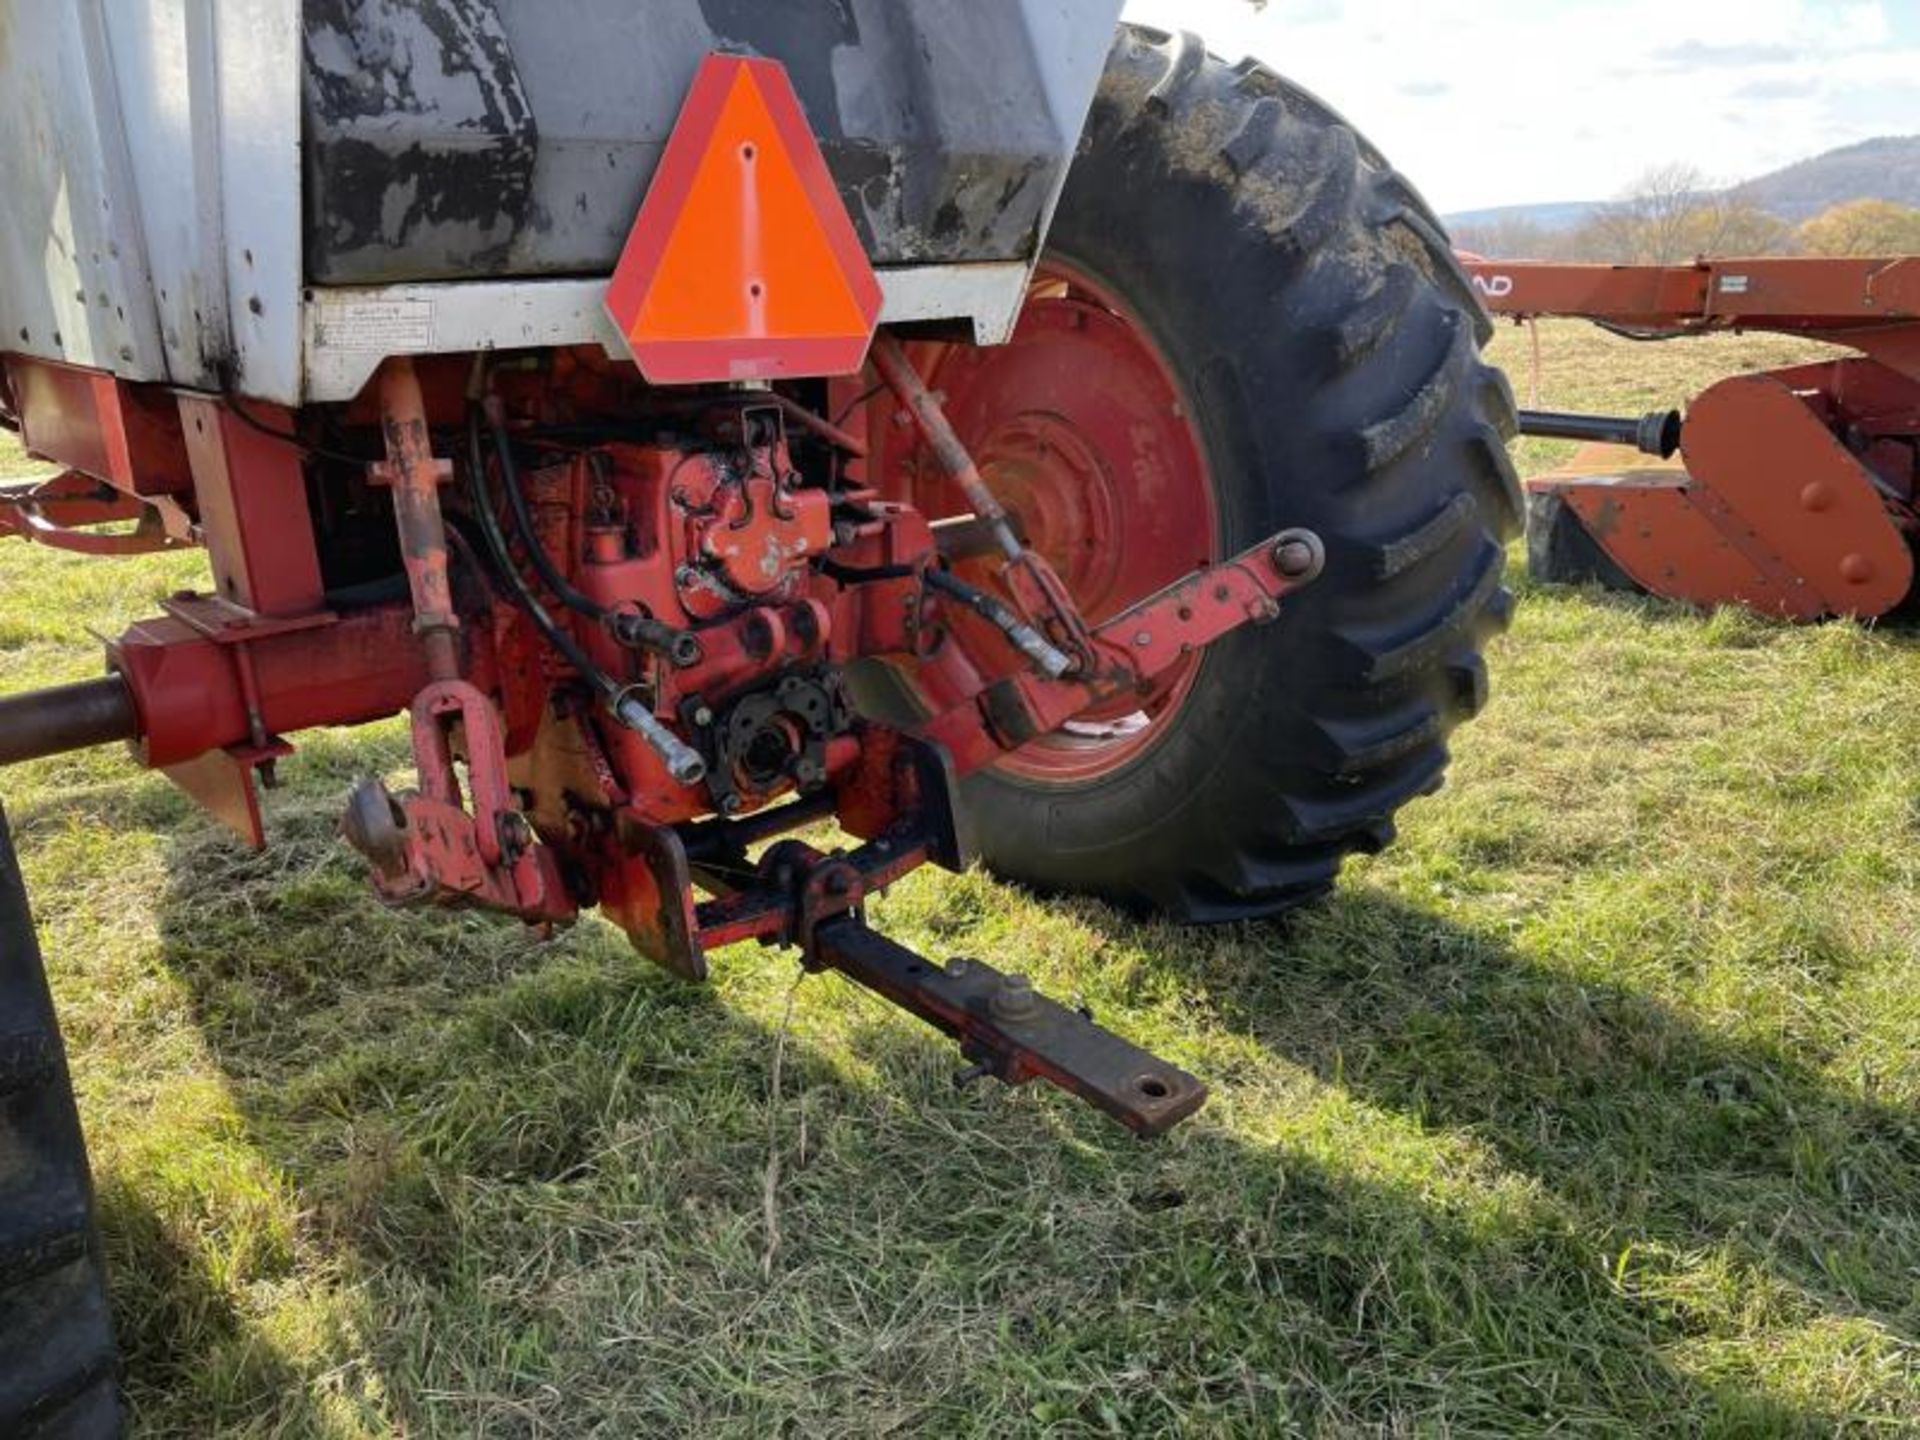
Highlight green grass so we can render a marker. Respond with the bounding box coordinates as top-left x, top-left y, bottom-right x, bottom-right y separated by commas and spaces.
3, 319, 1917, 1435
